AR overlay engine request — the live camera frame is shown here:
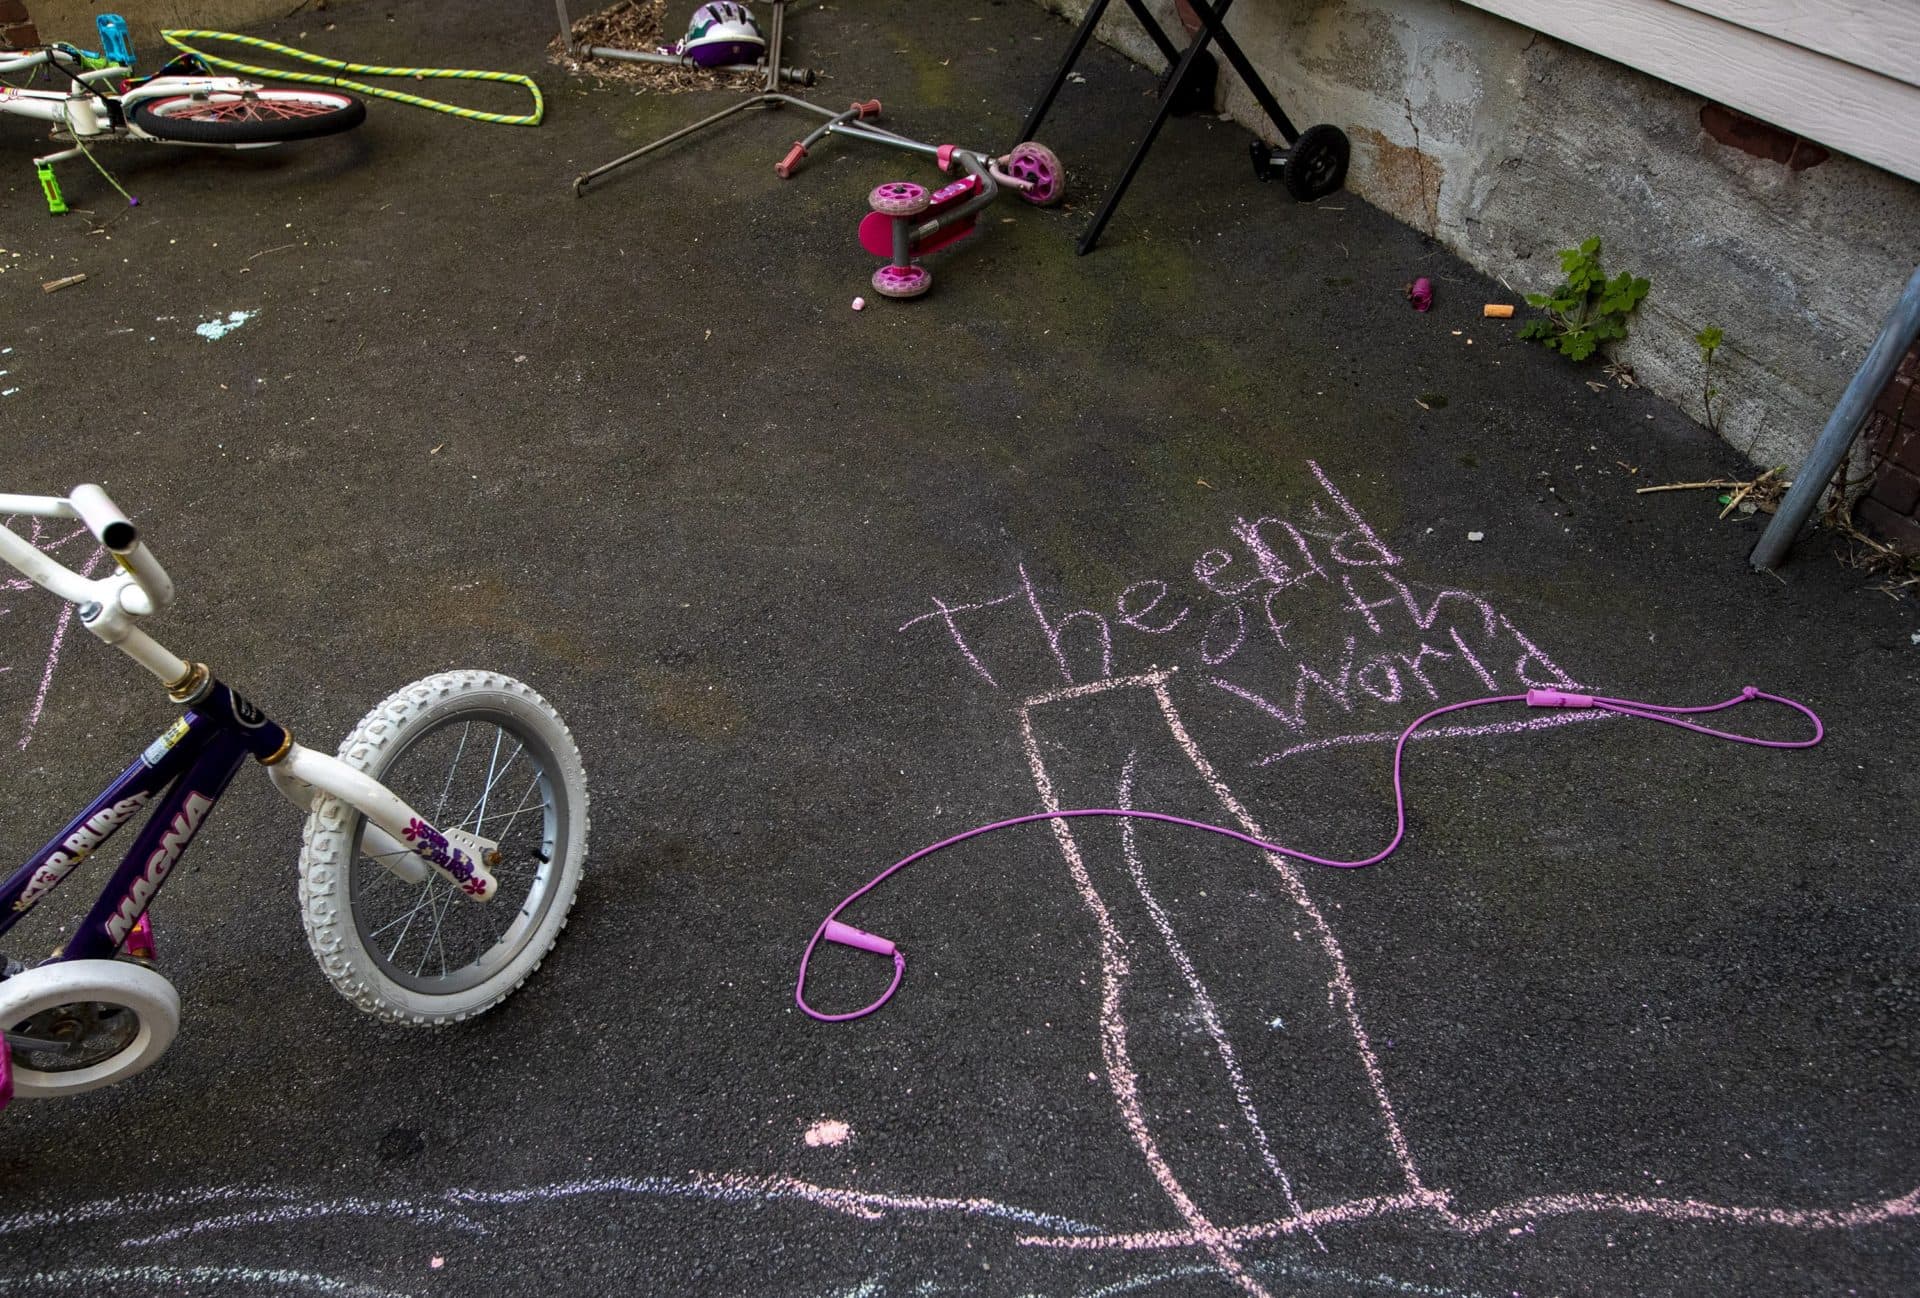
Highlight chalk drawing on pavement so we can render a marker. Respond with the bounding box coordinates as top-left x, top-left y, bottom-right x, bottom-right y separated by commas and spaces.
1004, 667, 1917, 1298
0, 515, 104, 752
4, 464, 1911, 1298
